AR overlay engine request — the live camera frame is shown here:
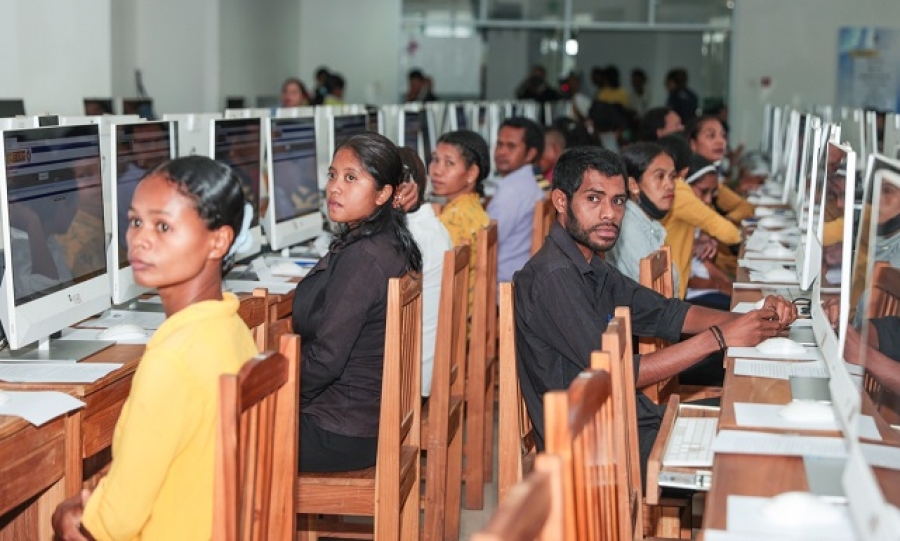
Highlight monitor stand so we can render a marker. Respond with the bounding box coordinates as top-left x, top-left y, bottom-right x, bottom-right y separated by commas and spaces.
0, 336, 113, 363
803, 455, 846, 503
114, 298, 166, 314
